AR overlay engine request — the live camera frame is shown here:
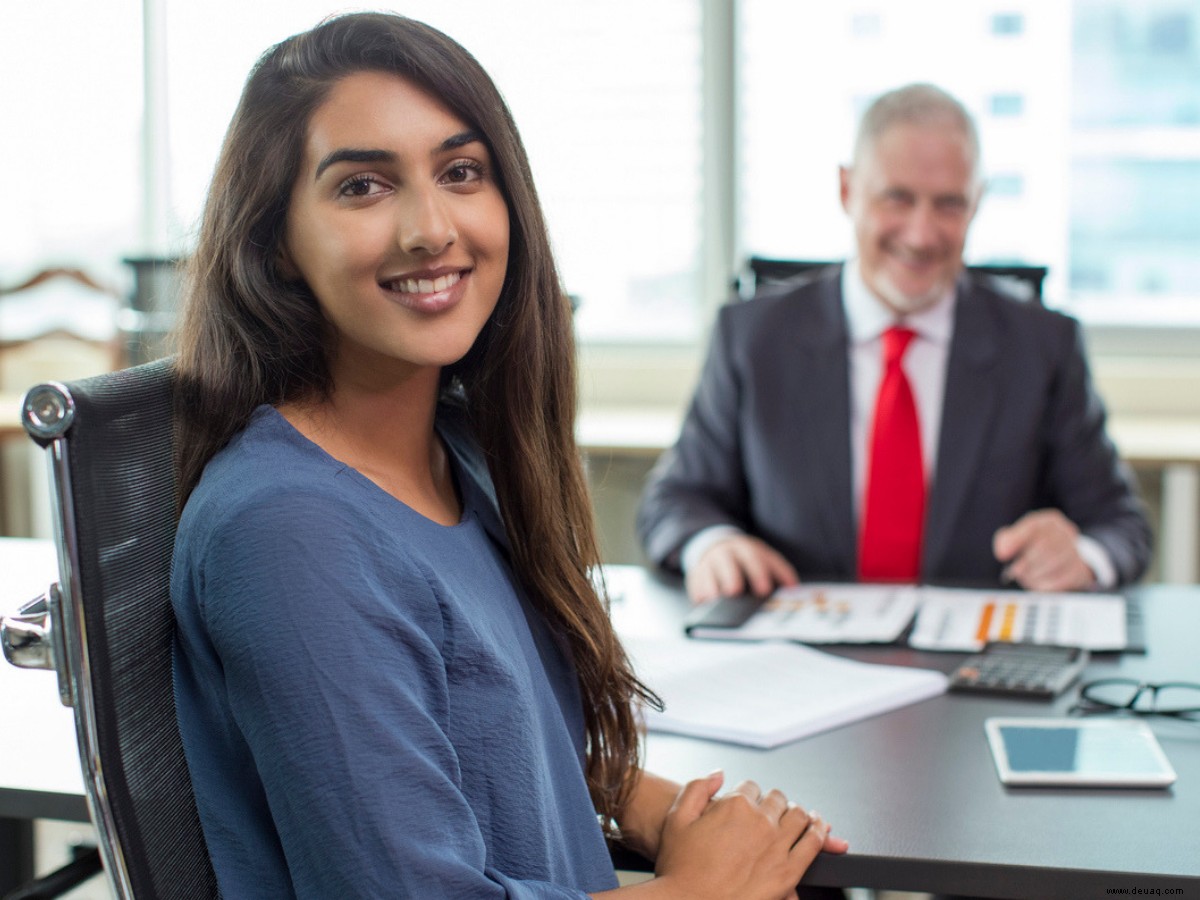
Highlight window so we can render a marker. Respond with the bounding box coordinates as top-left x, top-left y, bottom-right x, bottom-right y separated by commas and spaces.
851, 13, 883, 36
988, 174, 1025, 197
1071, 0, 1200, 324
989, 93, 1025, 117
6, 0, 1200, 357
991, 12, 1025, 36
0, 0, 143, 294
